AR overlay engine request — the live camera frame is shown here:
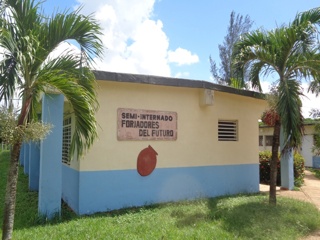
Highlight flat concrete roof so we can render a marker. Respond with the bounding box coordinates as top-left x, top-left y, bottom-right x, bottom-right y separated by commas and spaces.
94, 70, 265, 100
